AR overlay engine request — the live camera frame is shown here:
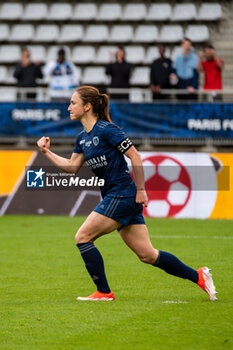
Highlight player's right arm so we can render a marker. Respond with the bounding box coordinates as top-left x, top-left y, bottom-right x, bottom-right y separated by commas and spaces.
37, 136, 85, 174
